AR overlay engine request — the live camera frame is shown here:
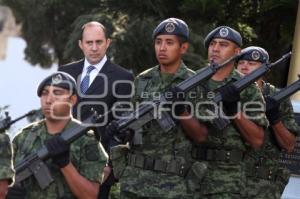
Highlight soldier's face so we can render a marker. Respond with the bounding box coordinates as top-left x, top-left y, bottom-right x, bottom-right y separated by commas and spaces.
79, 25, 111, 65
154, 35, 188, 67
237, 60, 262, 75
40, 86, 77, 120
208, 38, 240, 65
